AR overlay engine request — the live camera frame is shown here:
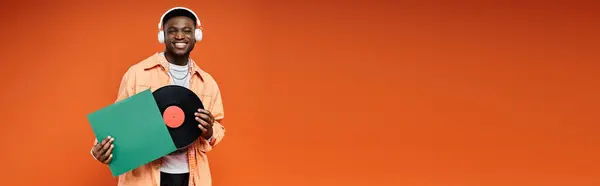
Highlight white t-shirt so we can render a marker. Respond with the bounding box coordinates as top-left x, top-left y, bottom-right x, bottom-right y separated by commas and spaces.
160, 62, 192, 174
